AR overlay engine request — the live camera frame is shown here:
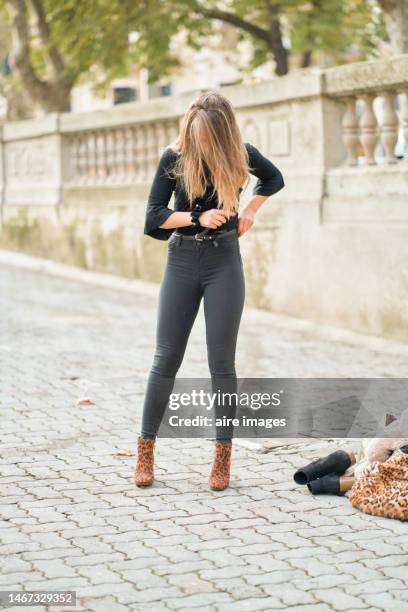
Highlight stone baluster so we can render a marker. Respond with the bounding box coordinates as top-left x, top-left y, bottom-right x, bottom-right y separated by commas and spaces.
380, 91, 398, 164
64, 136, 76, 182
142, 125, 149, 178
124, 126, 135, 181
82, 133, 89, 180
342, 97, 359, 166
95, 131, 107, 182
114, 128, 126, 182
401, 90, 408, 162
359, 94, 379, 165
111, 129, 119, 182
133, 125, 146, 182
71, 136, 79, 182
77, 136, 88, 183
132, 128, 139, 179
146, 123, 158, 176
167, 120, 179, 145
132, 126, 142, 181
156, 122, 167, 158
105, 130, 115, 182
87, 132, 97, 180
